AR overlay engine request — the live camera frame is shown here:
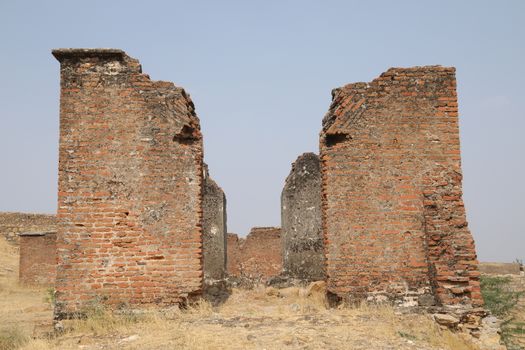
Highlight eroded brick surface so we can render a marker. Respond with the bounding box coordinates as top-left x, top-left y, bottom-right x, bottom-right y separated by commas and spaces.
319, 66, 482, 307
19, 232, 57, 286
281, 153, 324, 281
226, 228, 282, 281
0, 212, 56, 243
53, 48, 203, 317
203, 164, 227, 280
